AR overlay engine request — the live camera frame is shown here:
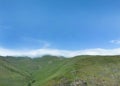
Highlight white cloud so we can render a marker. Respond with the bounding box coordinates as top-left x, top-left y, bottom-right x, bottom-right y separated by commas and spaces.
0, 47, 120, 57
110, 40, 120, 44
